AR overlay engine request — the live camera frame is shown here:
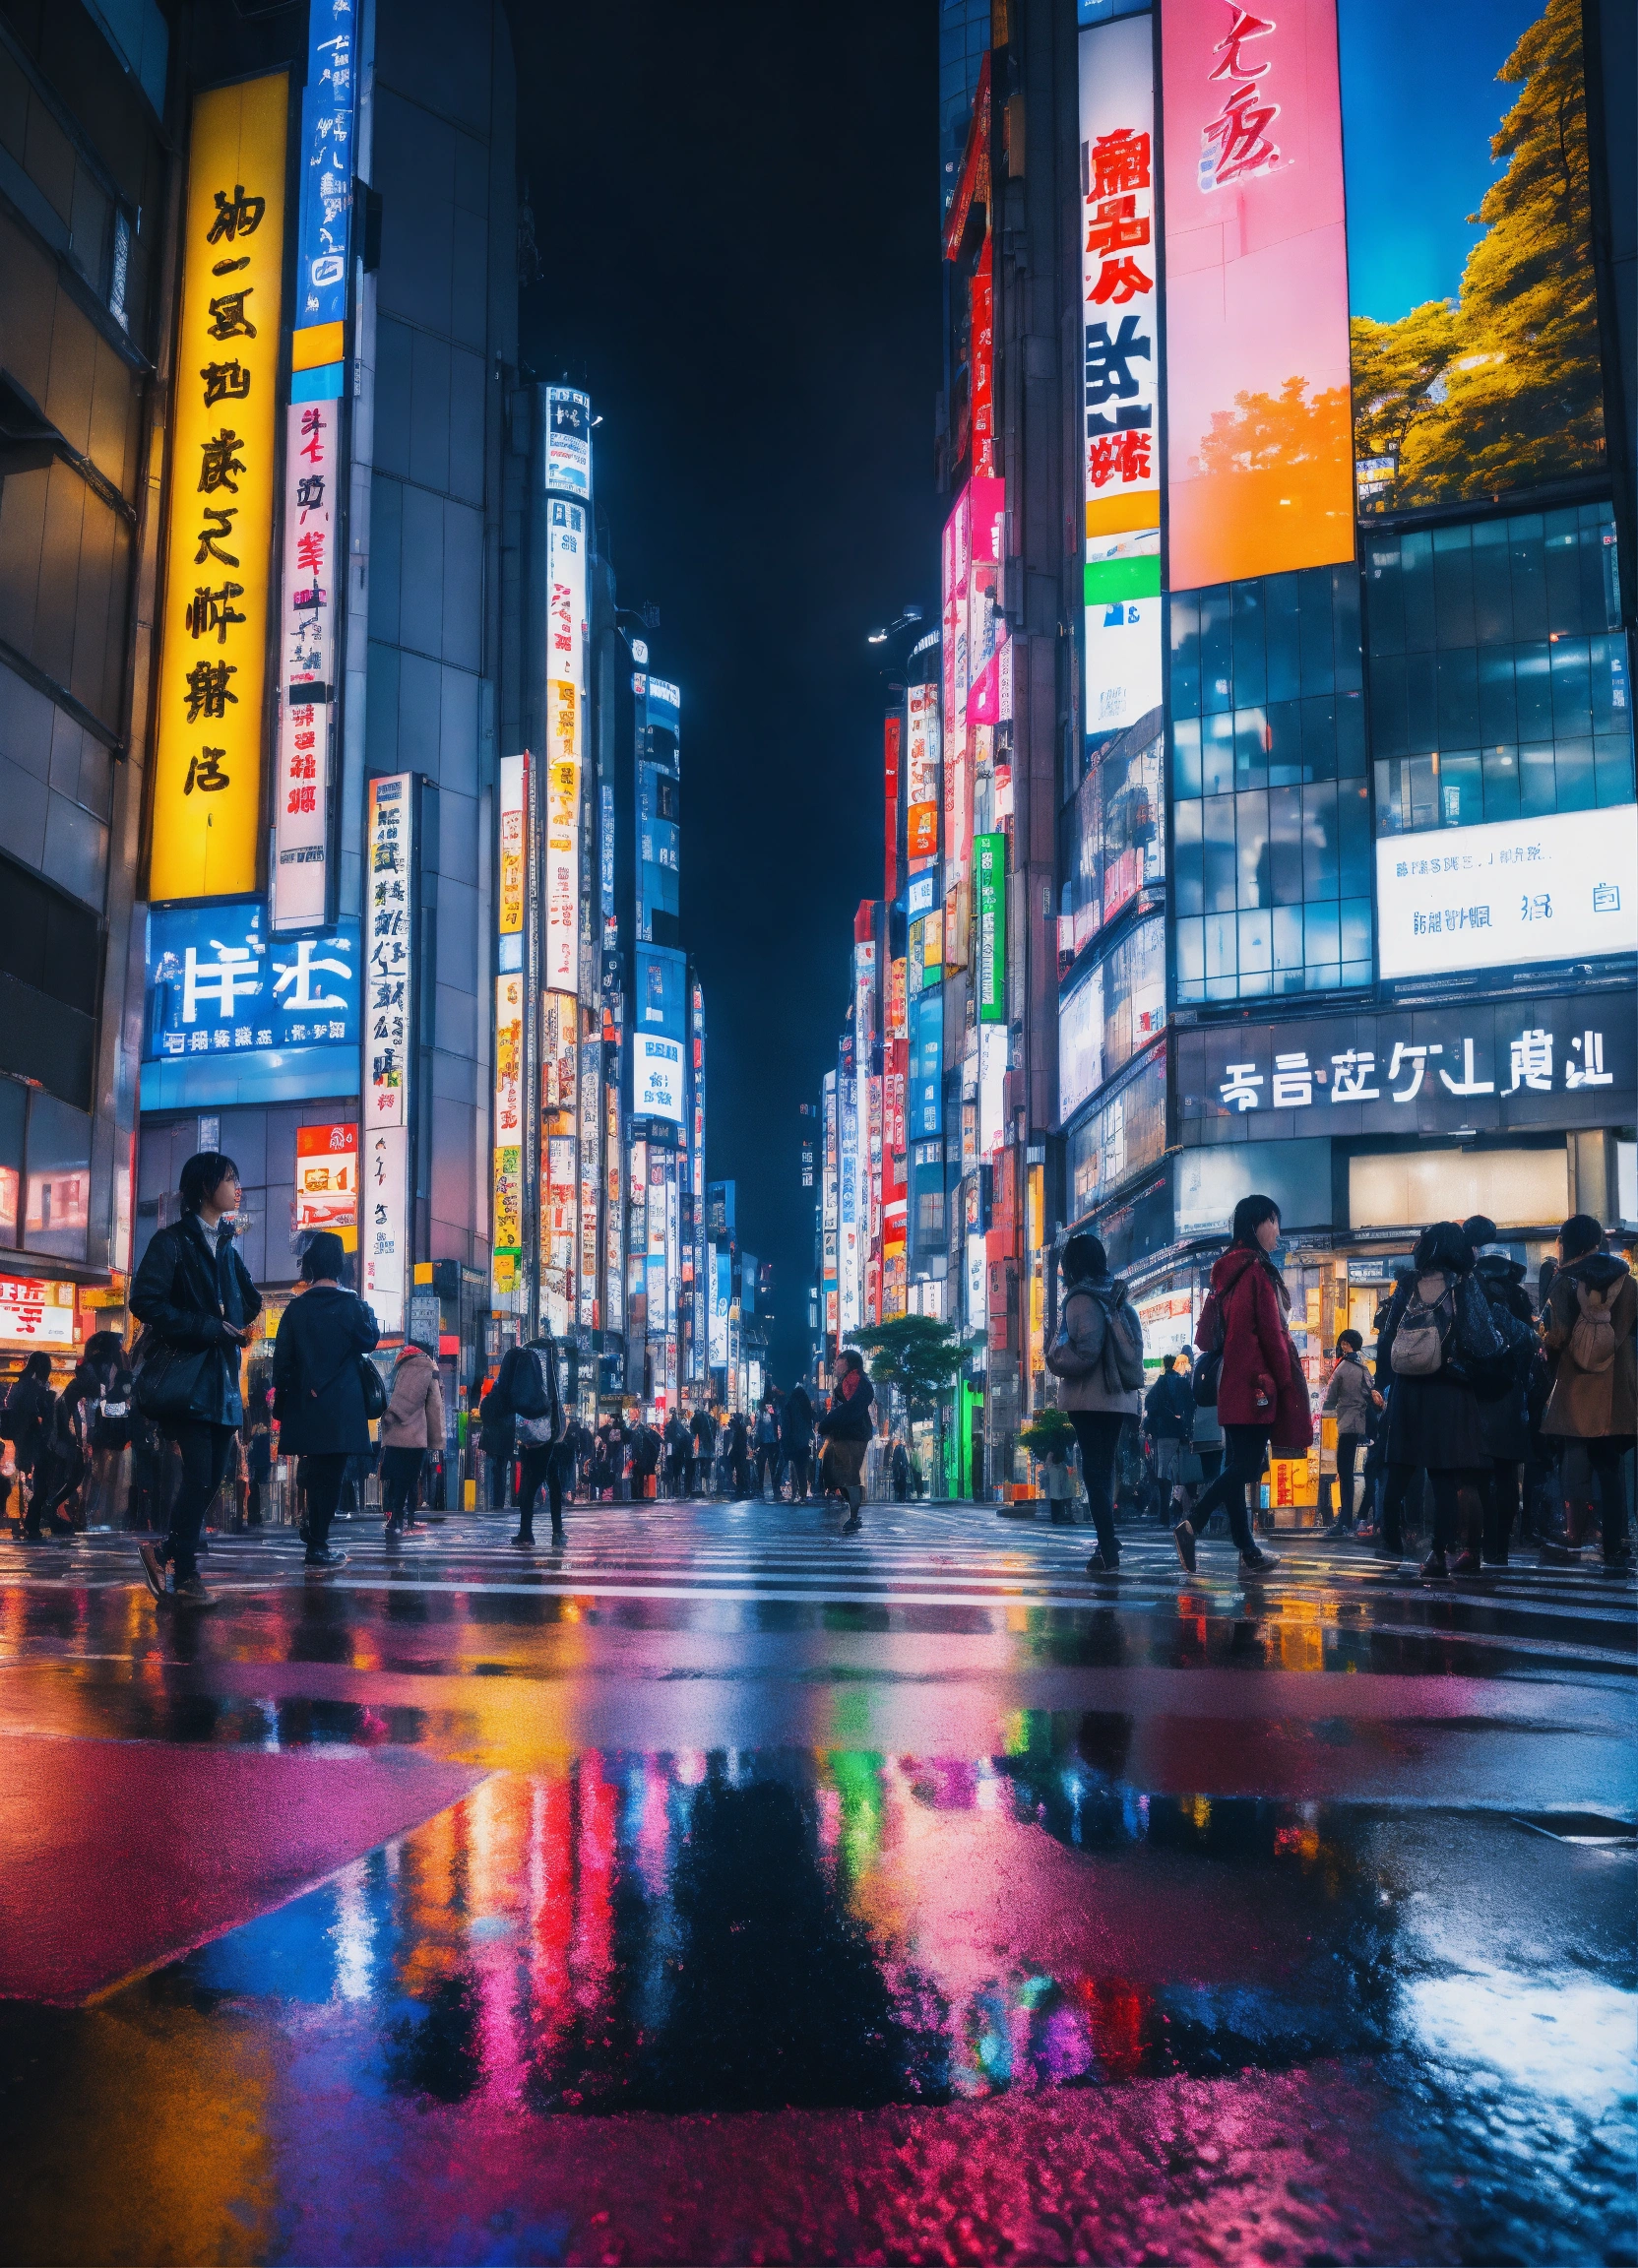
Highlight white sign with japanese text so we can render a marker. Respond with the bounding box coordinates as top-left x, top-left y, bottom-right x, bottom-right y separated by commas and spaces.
272, 400, 339, 929
364, 775, 413, 1128
362, 1124, 408, 1334
1376, 804, 1637, 979
0, 1276, 76, 1349
545, 500, 586, 994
